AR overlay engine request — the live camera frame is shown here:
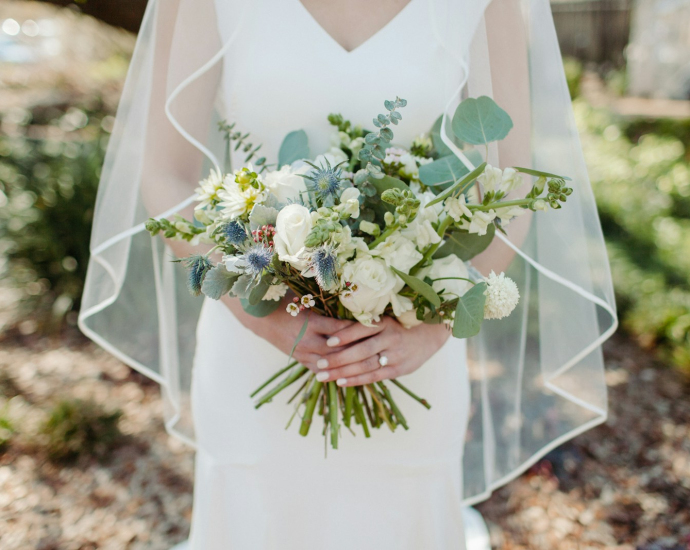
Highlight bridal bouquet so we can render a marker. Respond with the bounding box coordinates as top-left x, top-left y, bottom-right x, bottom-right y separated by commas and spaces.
146, 96, 572, 450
